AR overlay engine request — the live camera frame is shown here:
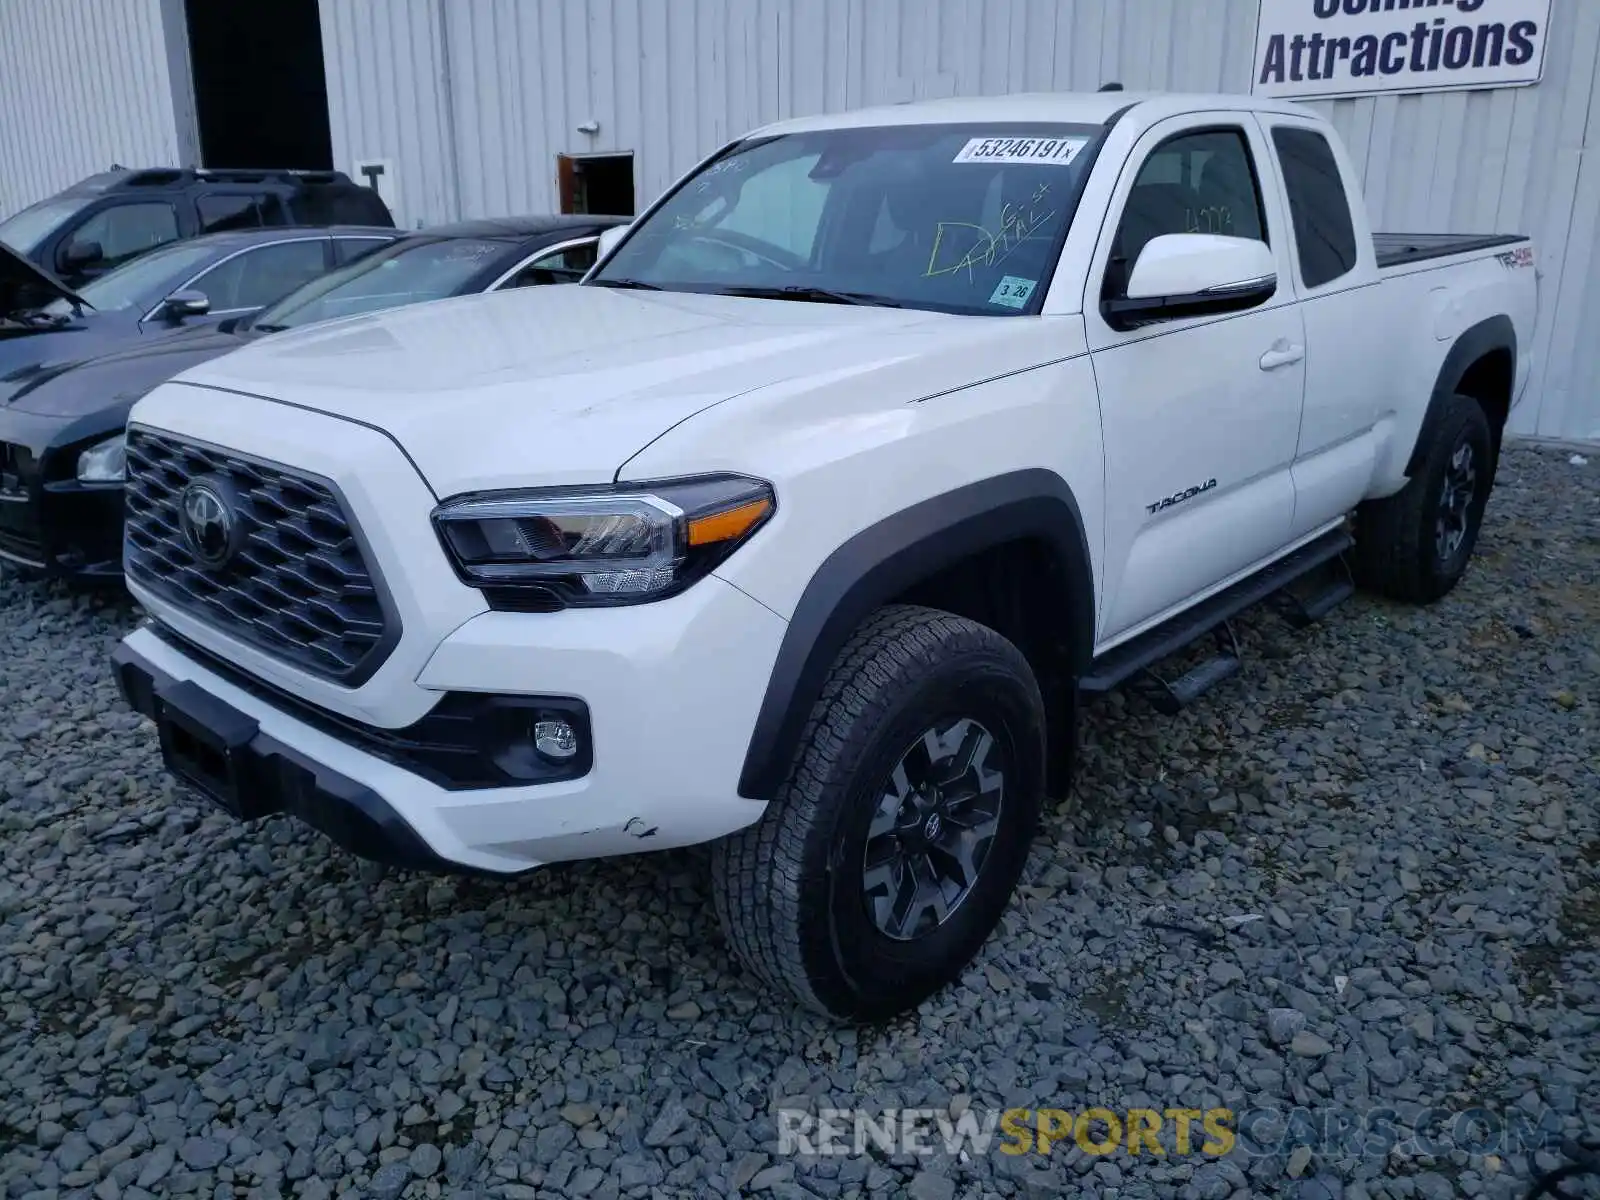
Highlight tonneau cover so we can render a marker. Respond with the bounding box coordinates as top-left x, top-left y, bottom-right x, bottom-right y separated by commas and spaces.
1374, 231, 1528, 270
